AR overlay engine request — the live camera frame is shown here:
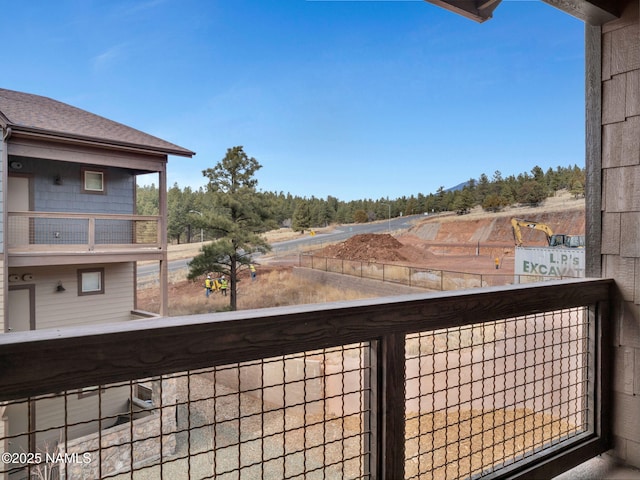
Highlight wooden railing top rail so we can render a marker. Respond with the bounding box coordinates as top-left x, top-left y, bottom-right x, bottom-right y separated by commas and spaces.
8, 211, 159, 221
0, 278, 613, 402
